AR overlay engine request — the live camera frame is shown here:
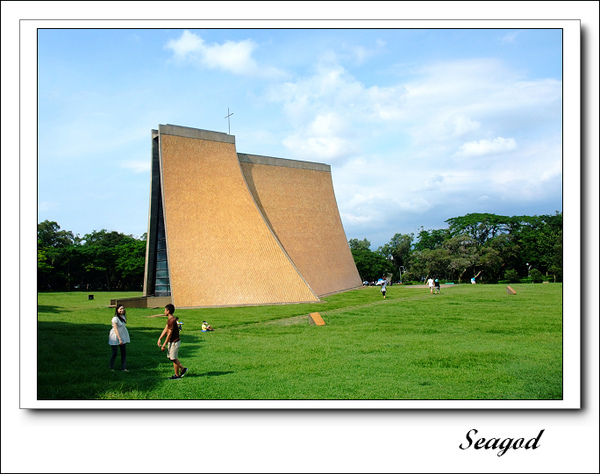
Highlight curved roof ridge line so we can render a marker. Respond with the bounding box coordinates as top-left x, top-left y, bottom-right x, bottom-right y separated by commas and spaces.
238, 153, 330, 172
